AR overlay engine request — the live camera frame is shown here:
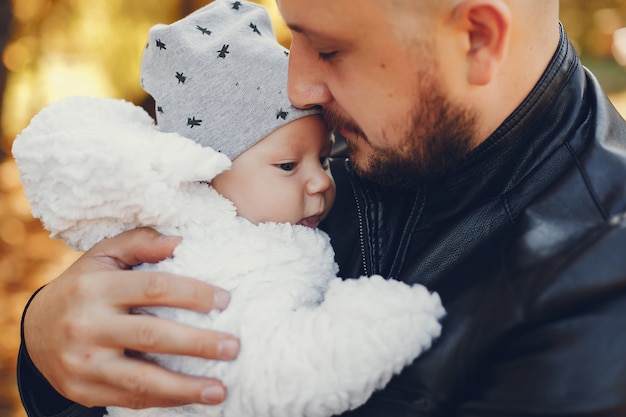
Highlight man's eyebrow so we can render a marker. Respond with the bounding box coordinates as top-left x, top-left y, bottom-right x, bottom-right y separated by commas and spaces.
286, 23, 337, 41
285, 23, 305, 34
